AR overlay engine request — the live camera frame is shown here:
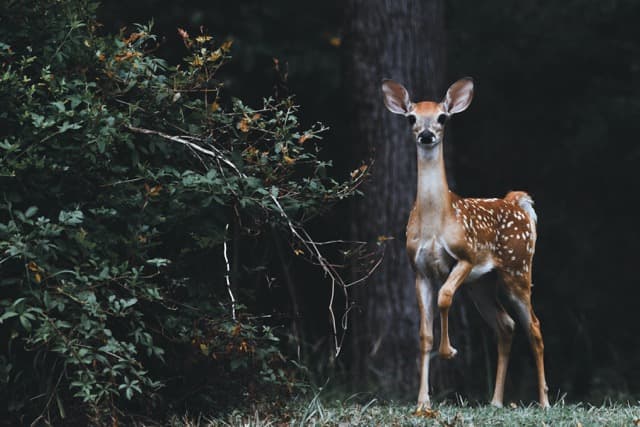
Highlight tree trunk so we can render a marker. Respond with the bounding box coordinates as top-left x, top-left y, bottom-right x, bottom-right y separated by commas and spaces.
343, 0, 471, 400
